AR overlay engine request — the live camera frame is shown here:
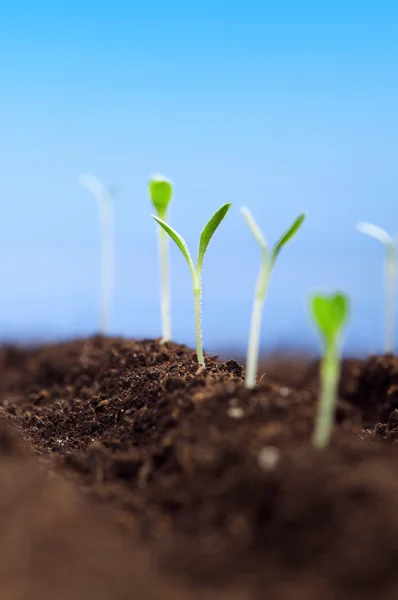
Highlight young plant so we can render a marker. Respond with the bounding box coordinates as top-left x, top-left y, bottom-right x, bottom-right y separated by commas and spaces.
152, 203, 231, 366
310, 292, 349, 449
241, 208, 305, 389
356, 222, 397, 354
148, 174, 173, 343
78, 173, 118, 336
